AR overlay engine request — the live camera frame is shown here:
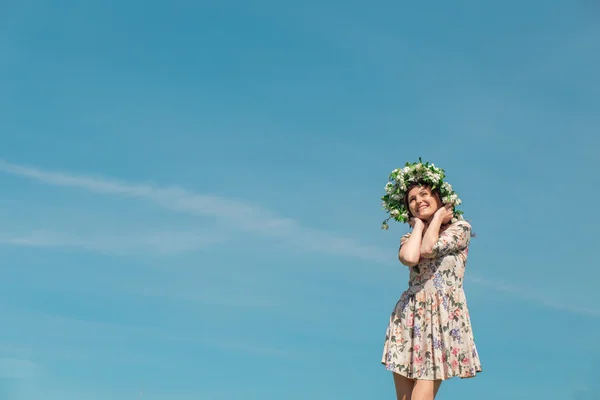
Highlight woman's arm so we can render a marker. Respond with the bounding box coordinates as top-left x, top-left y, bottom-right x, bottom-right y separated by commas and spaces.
420, 204, 453, 256
421, 220, 471, 259
398, 219, 425, 267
